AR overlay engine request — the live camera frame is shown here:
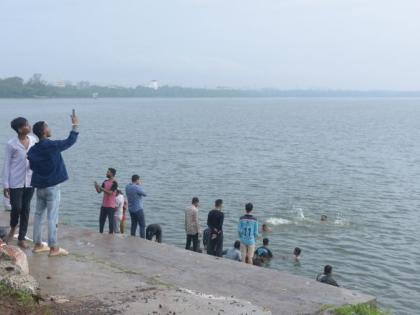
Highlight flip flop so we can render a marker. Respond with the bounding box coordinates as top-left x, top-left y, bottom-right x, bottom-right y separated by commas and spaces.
32, 243, 50, 253
48, 248, 69, 257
